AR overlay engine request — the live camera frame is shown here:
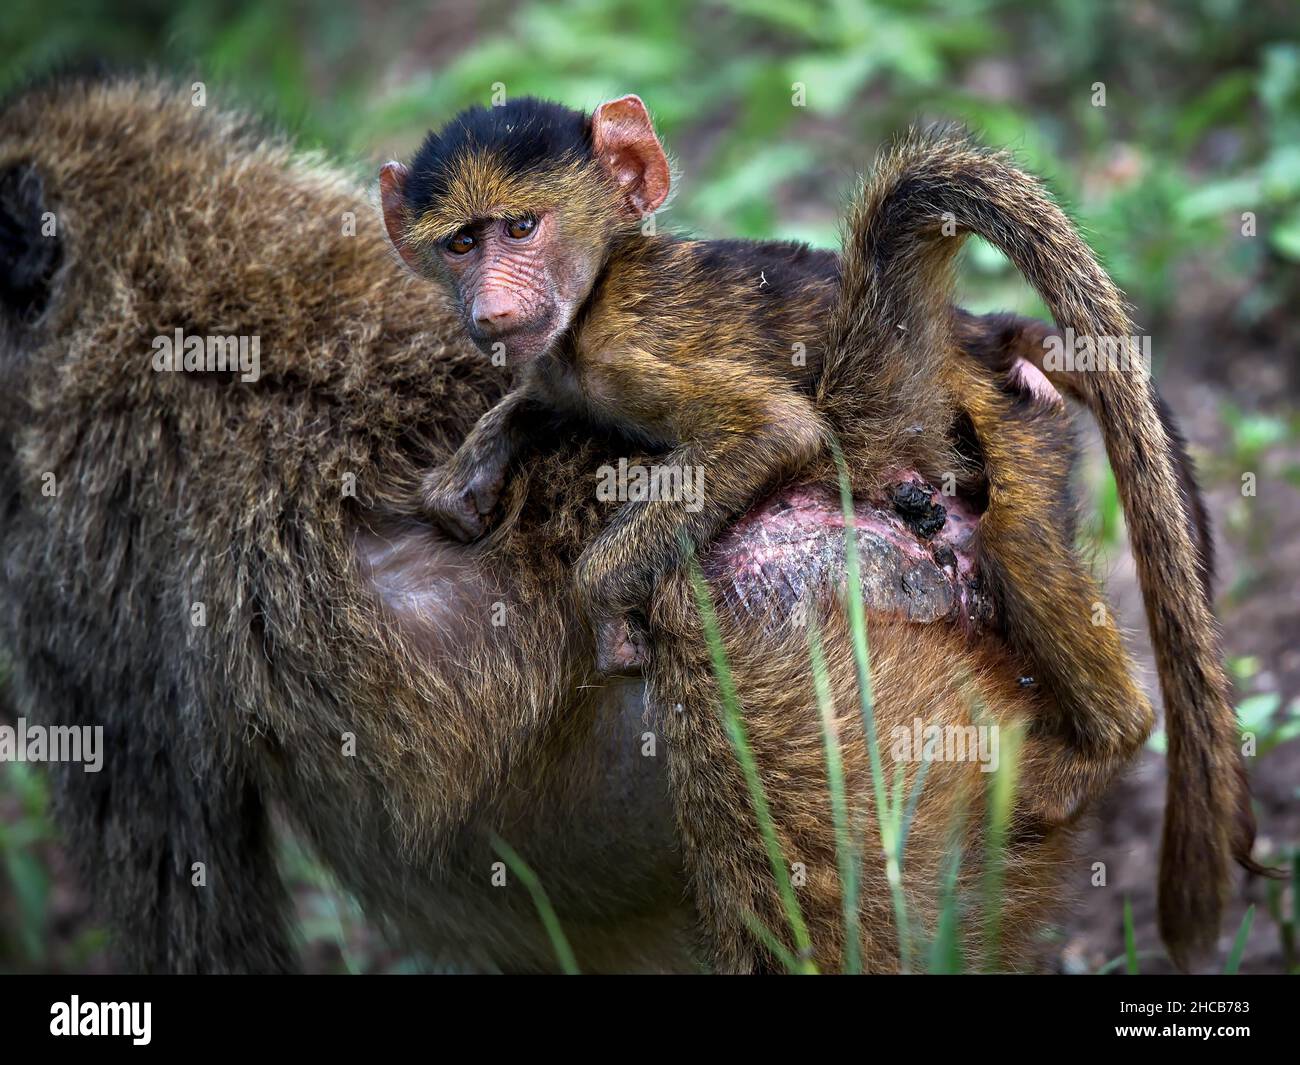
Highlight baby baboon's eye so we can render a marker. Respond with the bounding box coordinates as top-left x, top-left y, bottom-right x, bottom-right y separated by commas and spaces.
445, 229, 476, 255
504, 215, 537, 240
